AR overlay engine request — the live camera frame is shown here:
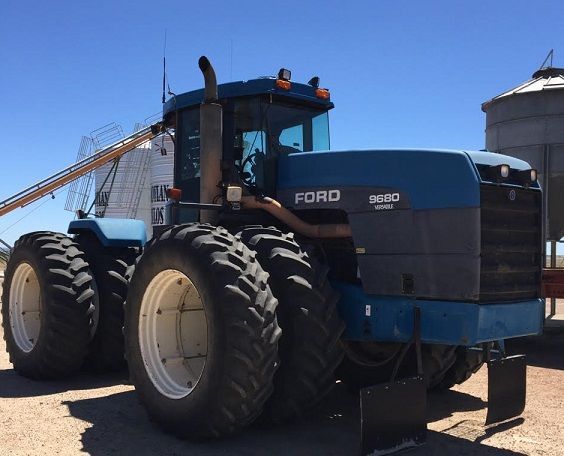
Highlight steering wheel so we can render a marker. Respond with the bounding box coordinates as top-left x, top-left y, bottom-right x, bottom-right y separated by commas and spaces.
239, 149, 260, 186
